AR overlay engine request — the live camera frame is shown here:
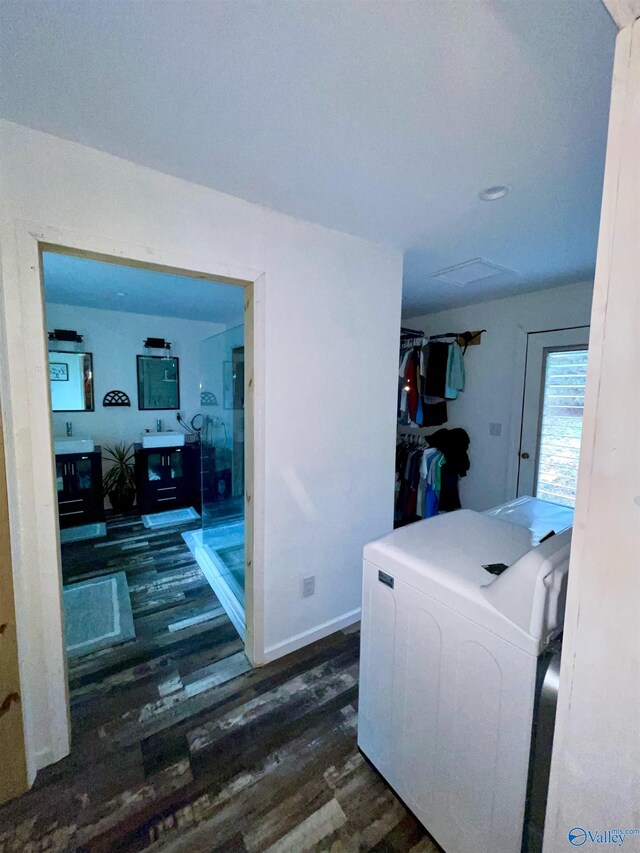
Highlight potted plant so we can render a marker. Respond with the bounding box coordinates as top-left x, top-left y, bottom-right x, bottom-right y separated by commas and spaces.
103, 443, 136, 513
